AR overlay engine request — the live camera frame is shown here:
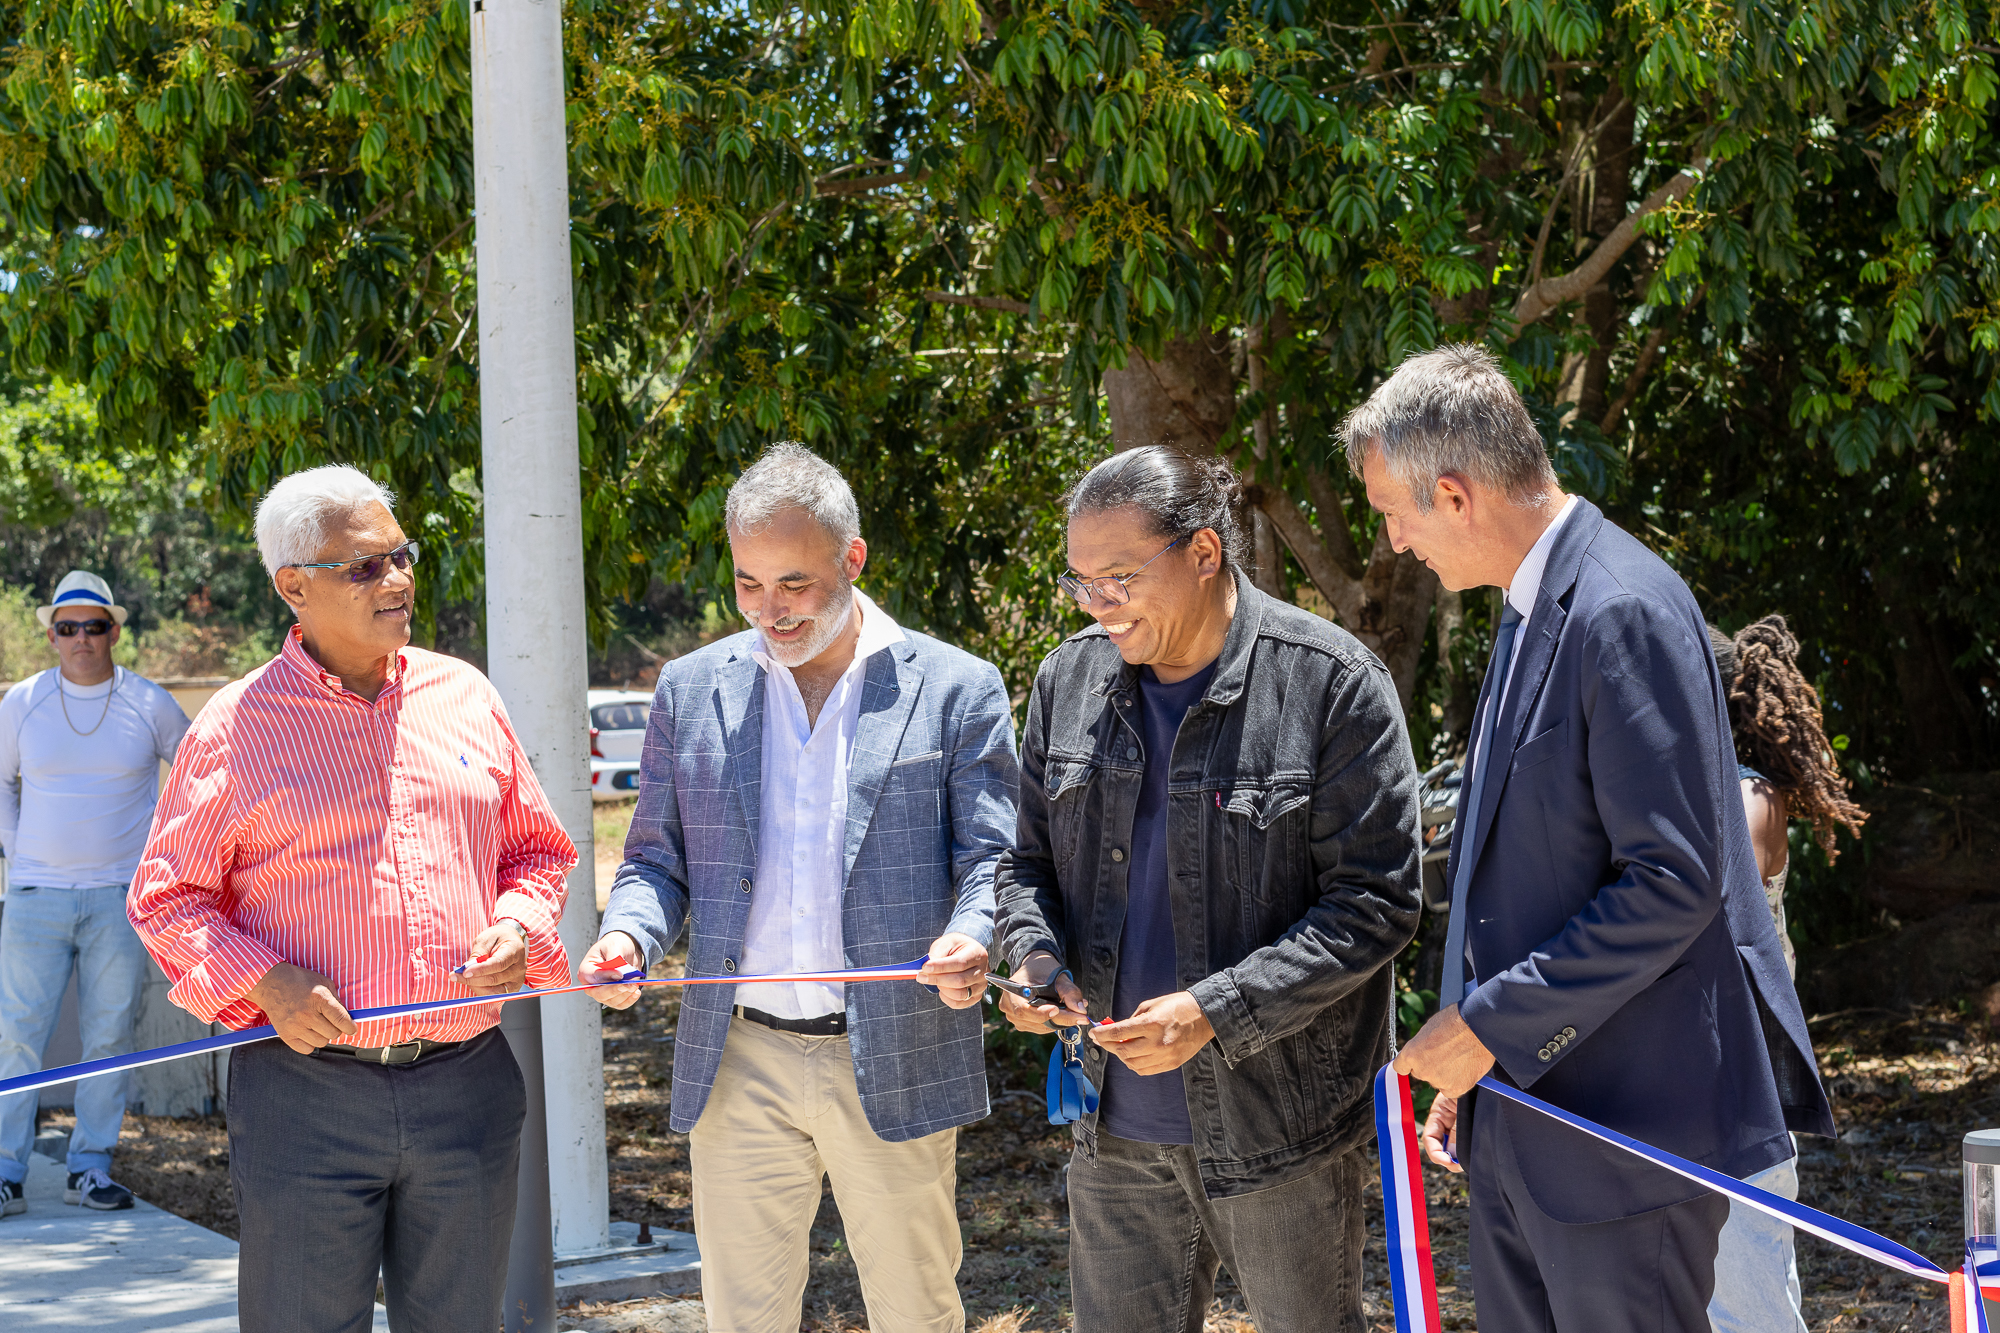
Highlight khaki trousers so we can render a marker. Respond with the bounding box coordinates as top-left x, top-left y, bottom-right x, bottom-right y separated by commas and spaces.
690, 1015, 965, 1333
